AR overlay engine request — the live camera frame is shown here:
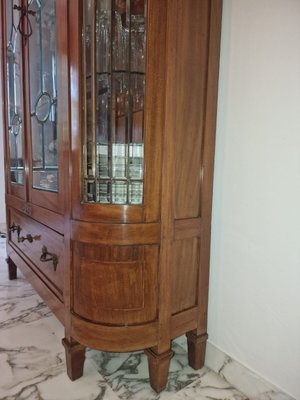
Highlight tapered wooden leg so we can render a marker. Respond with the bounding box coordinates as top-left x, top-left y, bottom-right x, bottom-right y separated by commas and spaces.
145, 347, 173, 393
186, 332, 208, 370
6, 258, 17, 280
62, 338, 86, 381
